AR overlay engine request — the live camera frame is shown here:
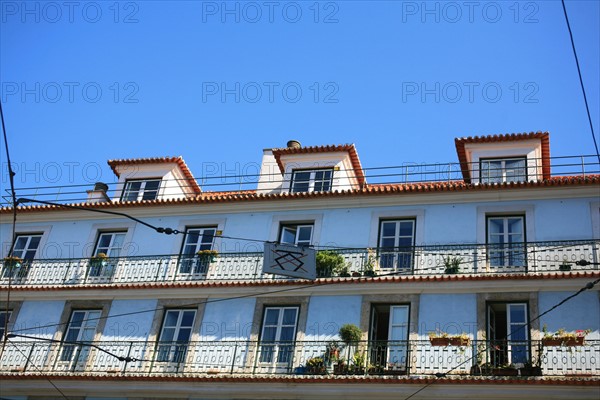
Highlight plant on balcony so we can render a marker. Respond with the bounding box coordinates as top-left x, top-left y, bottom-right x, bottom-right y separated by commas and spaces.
363, 253, 377, 277
316, 251, 345, 277
443, 256, 463, 274
428, 330, 470, 346
325, 341, 341, 362
305, 356, 326, 374
558, 262, 571, 272
196, 249, 218, 263
349, 351, 366, 374
339, 324, 363, 345
90, 252, 108, 265
2, 255, 26, 278
542, 326, 590, 347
